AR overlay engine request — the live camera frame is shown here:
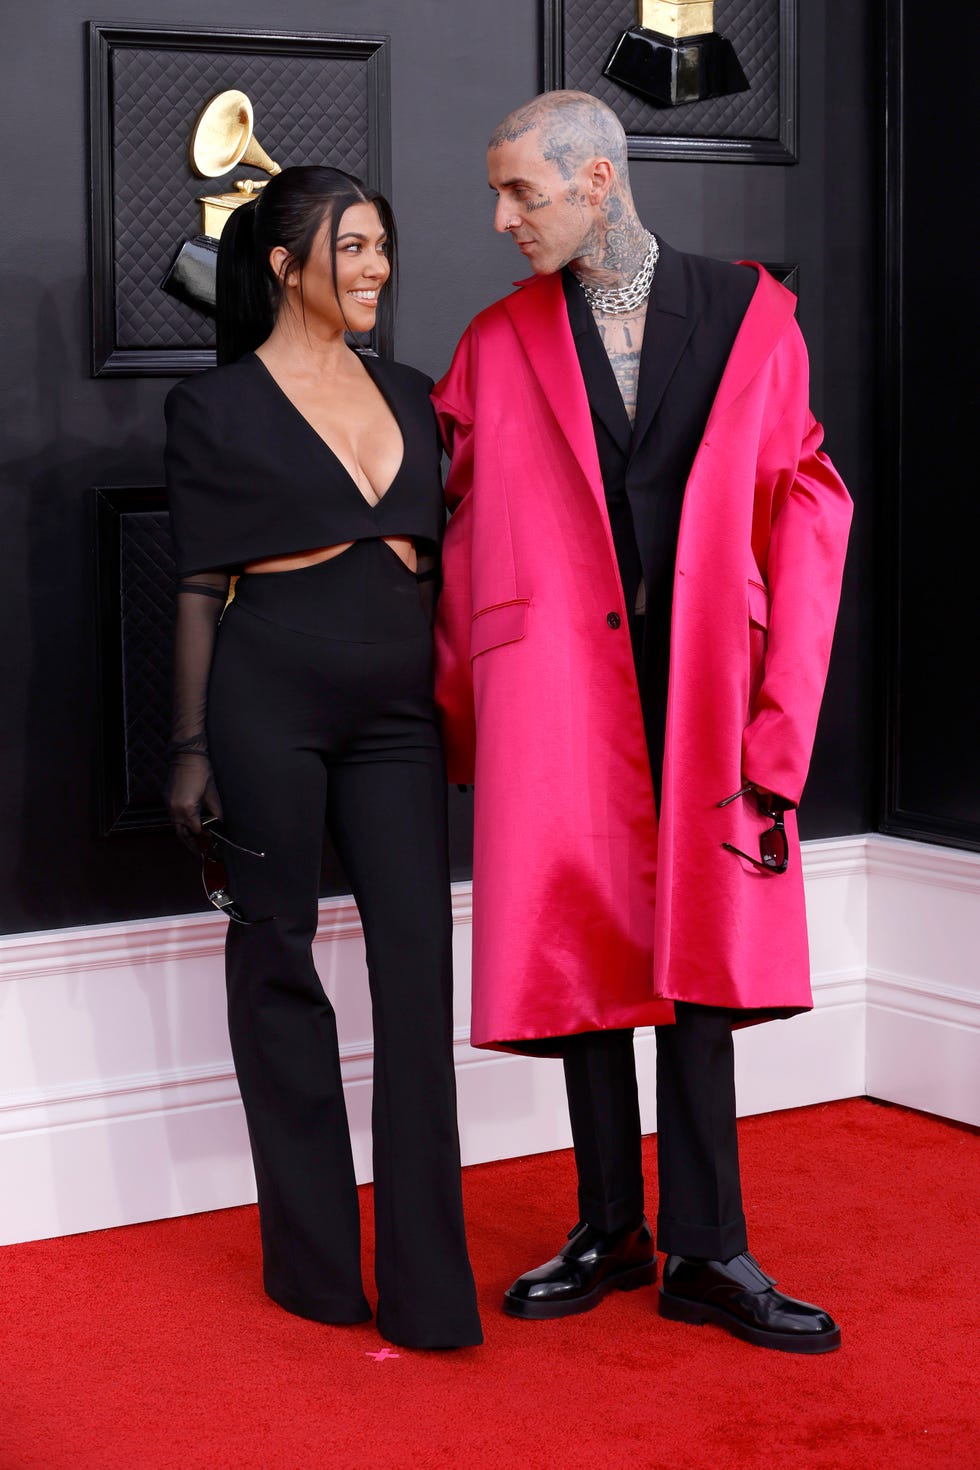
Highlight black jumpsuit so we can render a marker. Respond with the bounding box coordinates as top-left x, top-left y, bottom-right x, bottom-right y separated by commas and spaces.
165, 351, 482, 1349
